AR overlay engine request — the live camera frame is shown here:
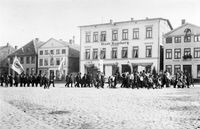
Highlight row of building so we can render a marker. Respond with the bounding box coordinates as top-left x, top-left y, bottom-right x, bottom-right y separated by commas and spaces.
0, 38, 79, 80
79, 18, 200, 80
0, 17, 200, 80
